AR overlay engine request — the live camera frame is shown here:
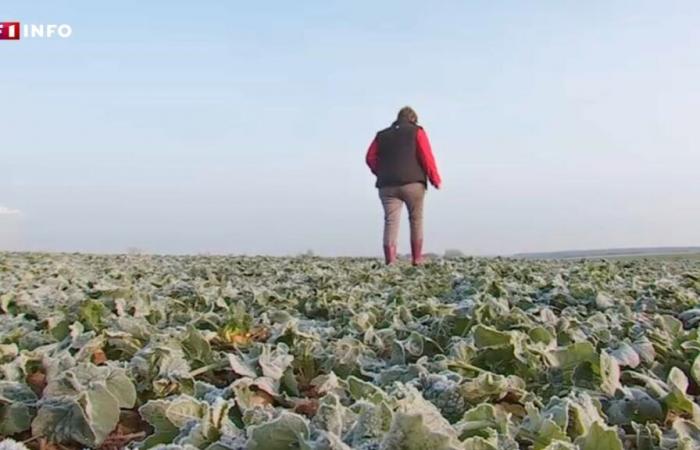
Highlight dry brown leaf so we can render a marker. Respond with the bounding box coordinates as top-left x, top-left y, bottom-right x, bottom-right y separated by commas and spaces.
249, 390, 275, 407
301, 385, 323, 399
38, 438, 70, 450
27, 371, 47, 397
495, 402, 527, 418
249, 326, 271, 342
294, 398, 320, 417
92, 349, 108, 365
